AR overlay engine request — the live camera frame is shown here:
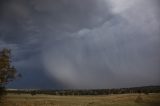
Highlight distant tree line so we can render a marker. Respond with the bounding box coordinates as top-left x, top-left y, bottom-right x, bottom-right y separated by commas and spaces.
7, 86, 160, 96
